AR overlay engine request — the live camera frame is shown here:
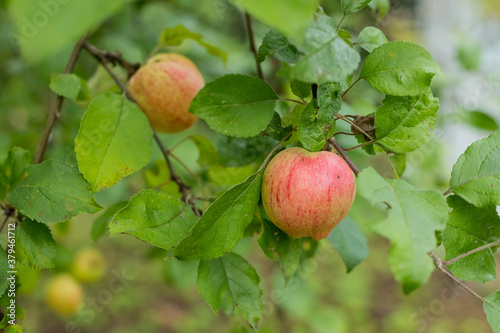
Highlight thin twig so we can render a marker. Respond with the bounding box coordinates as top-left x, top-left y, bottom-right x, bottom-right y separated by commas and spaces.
337, 14, 347, 32
0, 202, 5, 211
82, 40, 140, 79
168, 152, 207, 196
244, 12, 264, 80
443, 189, 453, 196
430, 253, 486, 303
335, 113, 375, 141
153, 133, 201, 216
34, 35, 88, 164
340, 78, 361, 98
169, 136, 191, 153
0, 208, 14, 233
444, 239, 500, 266
328, 138, 360, 176
344, 140, 377, 151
